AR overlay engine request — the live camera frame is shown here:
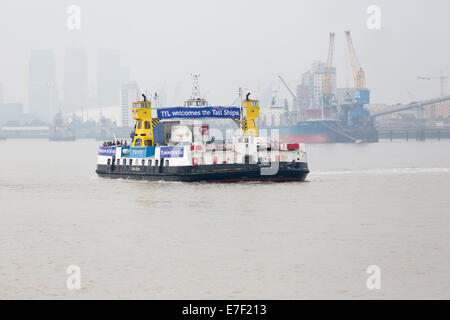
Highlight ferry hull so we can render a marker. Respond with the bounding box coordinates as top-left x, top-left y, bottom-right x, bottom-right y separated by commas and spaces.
96, 162, 309, 182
